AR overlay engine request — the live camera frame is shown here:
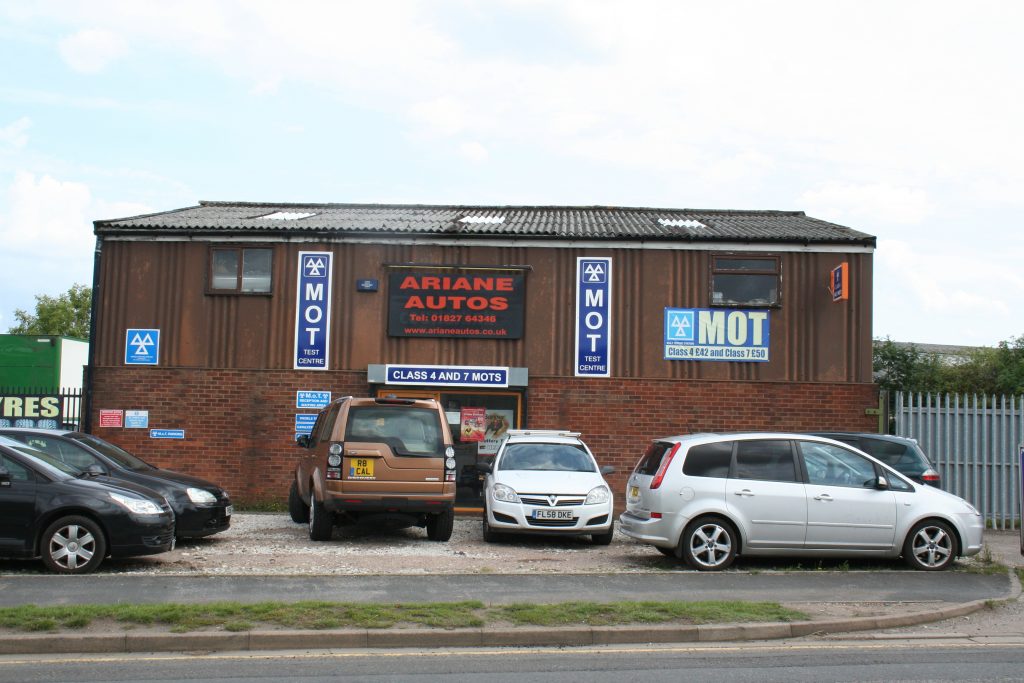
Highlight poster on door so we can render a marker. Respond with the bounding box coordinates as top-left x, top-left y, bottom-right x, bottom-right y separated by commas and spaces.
459, 407, 486, 442
479, 409, 514, 455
